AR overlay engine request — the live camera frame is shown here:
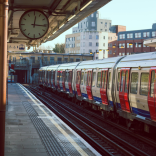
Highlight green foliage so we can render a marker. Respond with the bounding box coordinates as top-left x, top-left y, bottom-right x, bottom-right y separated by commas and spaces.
53, 43, 65, 53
